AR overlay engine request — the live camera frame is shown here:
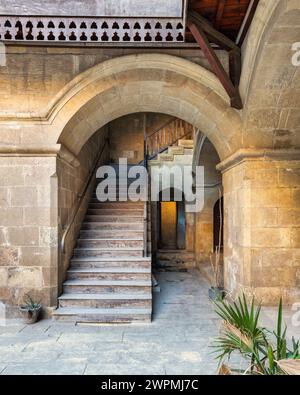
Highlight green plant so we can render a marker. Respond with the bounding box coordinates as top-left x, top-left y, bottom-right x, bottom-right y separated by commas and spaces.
21, 294, 41, 311
212, 294, 300, 375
